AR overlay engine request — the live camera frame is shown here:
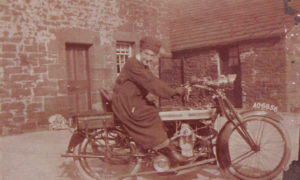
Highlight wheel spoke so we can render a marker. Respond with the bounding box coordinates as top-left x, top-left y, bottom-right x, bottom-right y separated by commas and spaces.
75, 129, 141, 180
227, 117, 289, 180
255, 120, 265, 145
231, 150, 256, 166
